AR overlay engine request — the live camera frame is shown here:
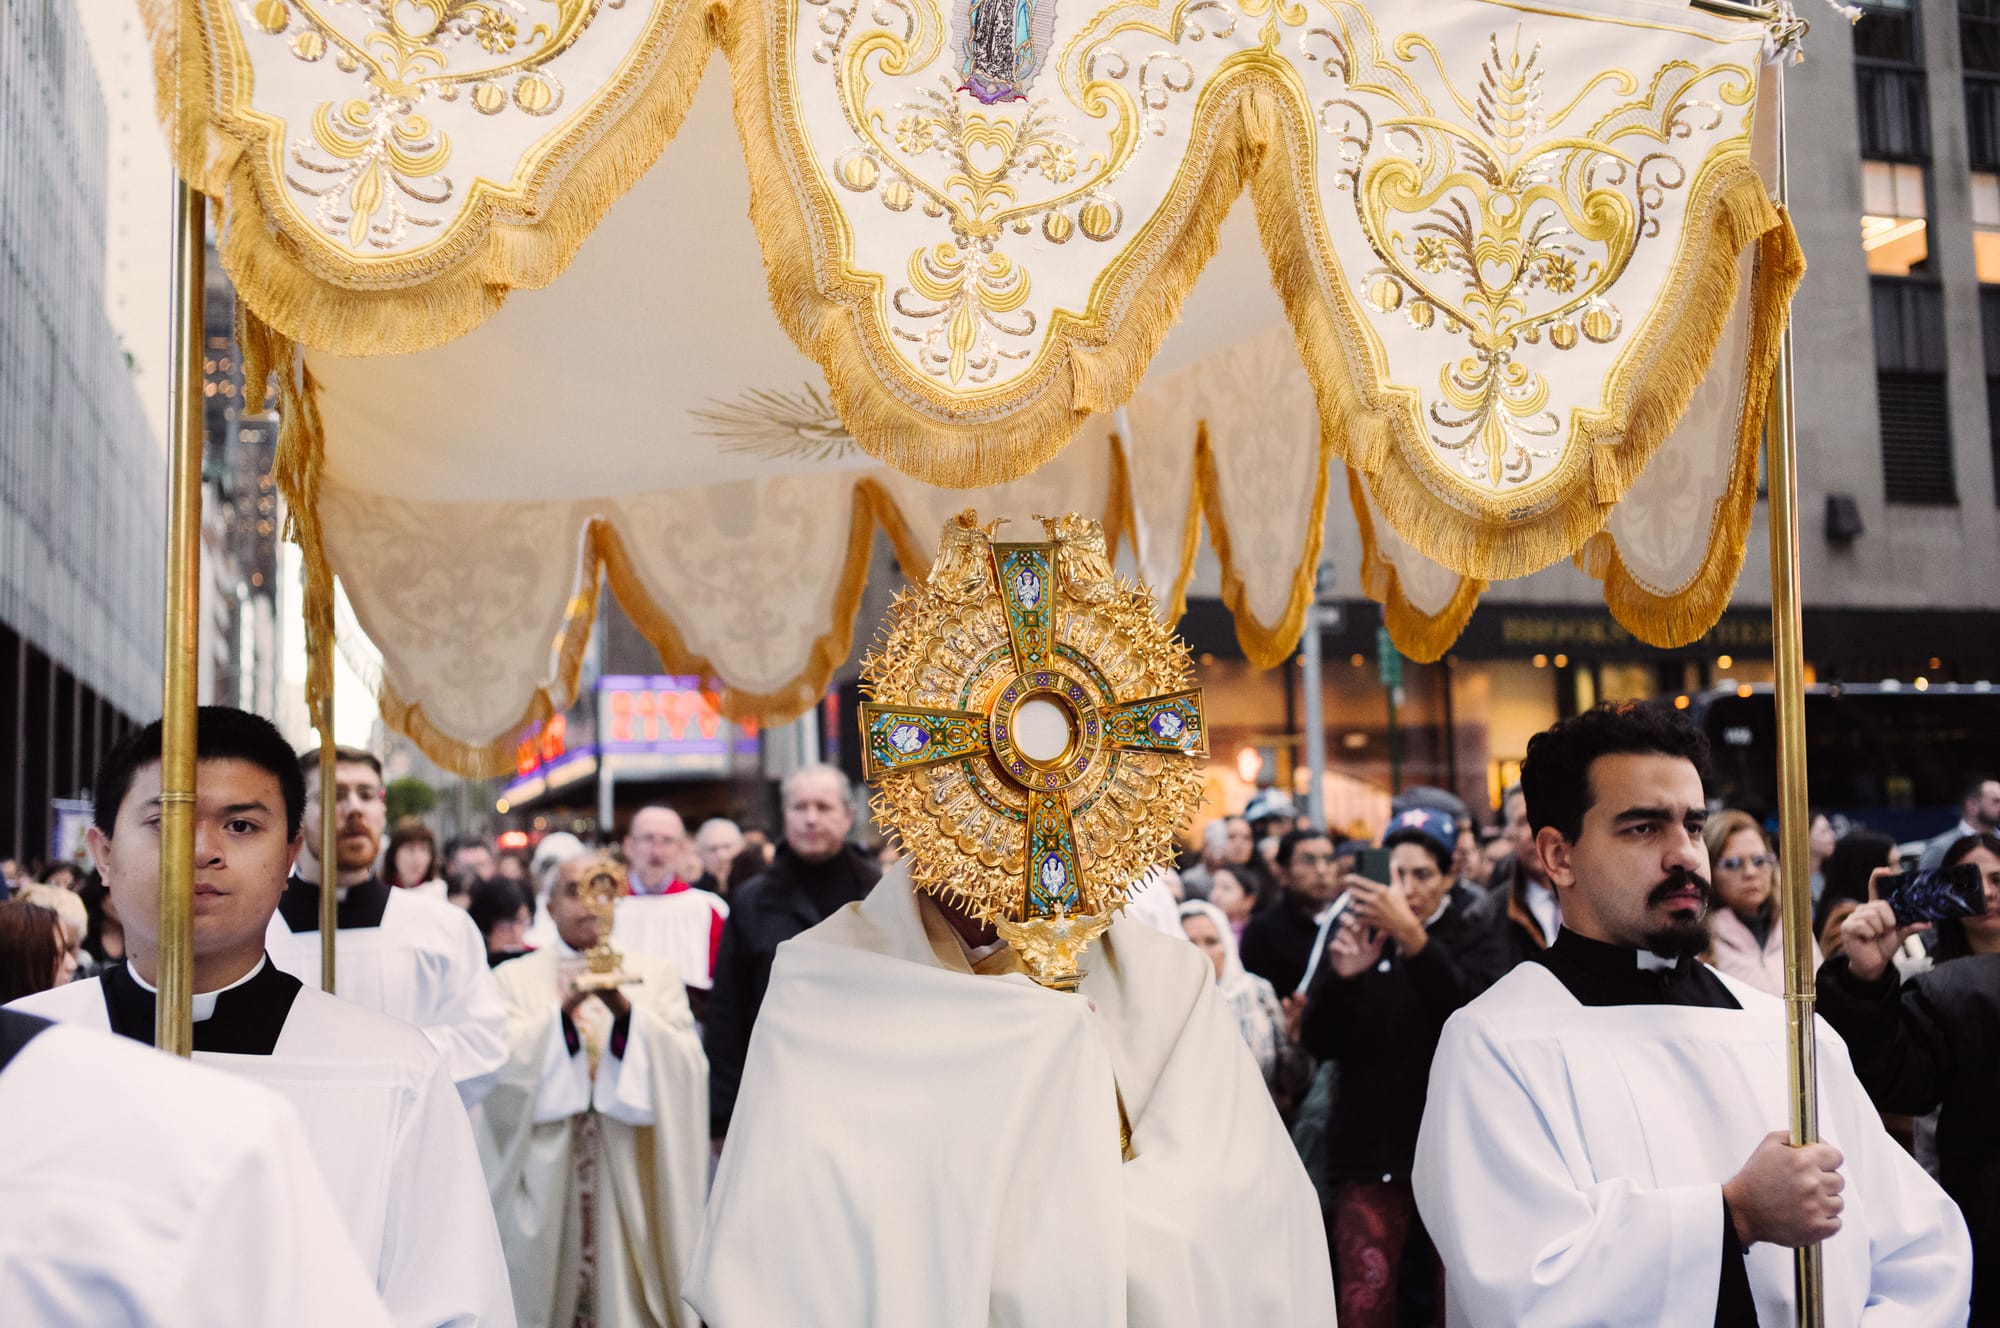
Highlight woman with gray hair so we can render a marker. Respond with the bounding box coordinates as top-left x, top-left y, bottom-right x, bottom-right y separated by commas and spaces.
524, 831, 592, 950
